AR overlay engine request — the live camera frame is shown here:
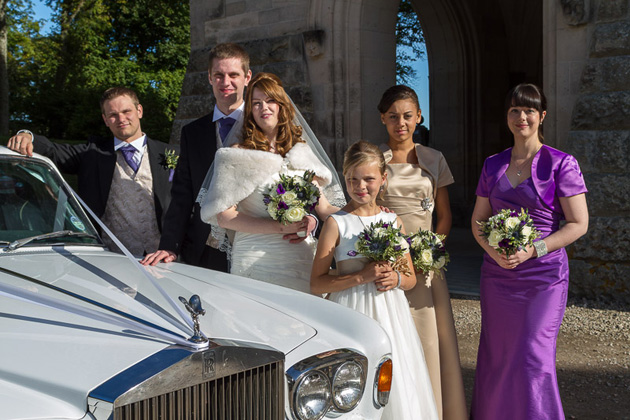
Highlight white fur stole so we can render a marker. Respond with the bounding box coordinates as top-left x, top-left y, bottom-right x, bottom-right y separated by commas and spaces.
200, 143, 333, 223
